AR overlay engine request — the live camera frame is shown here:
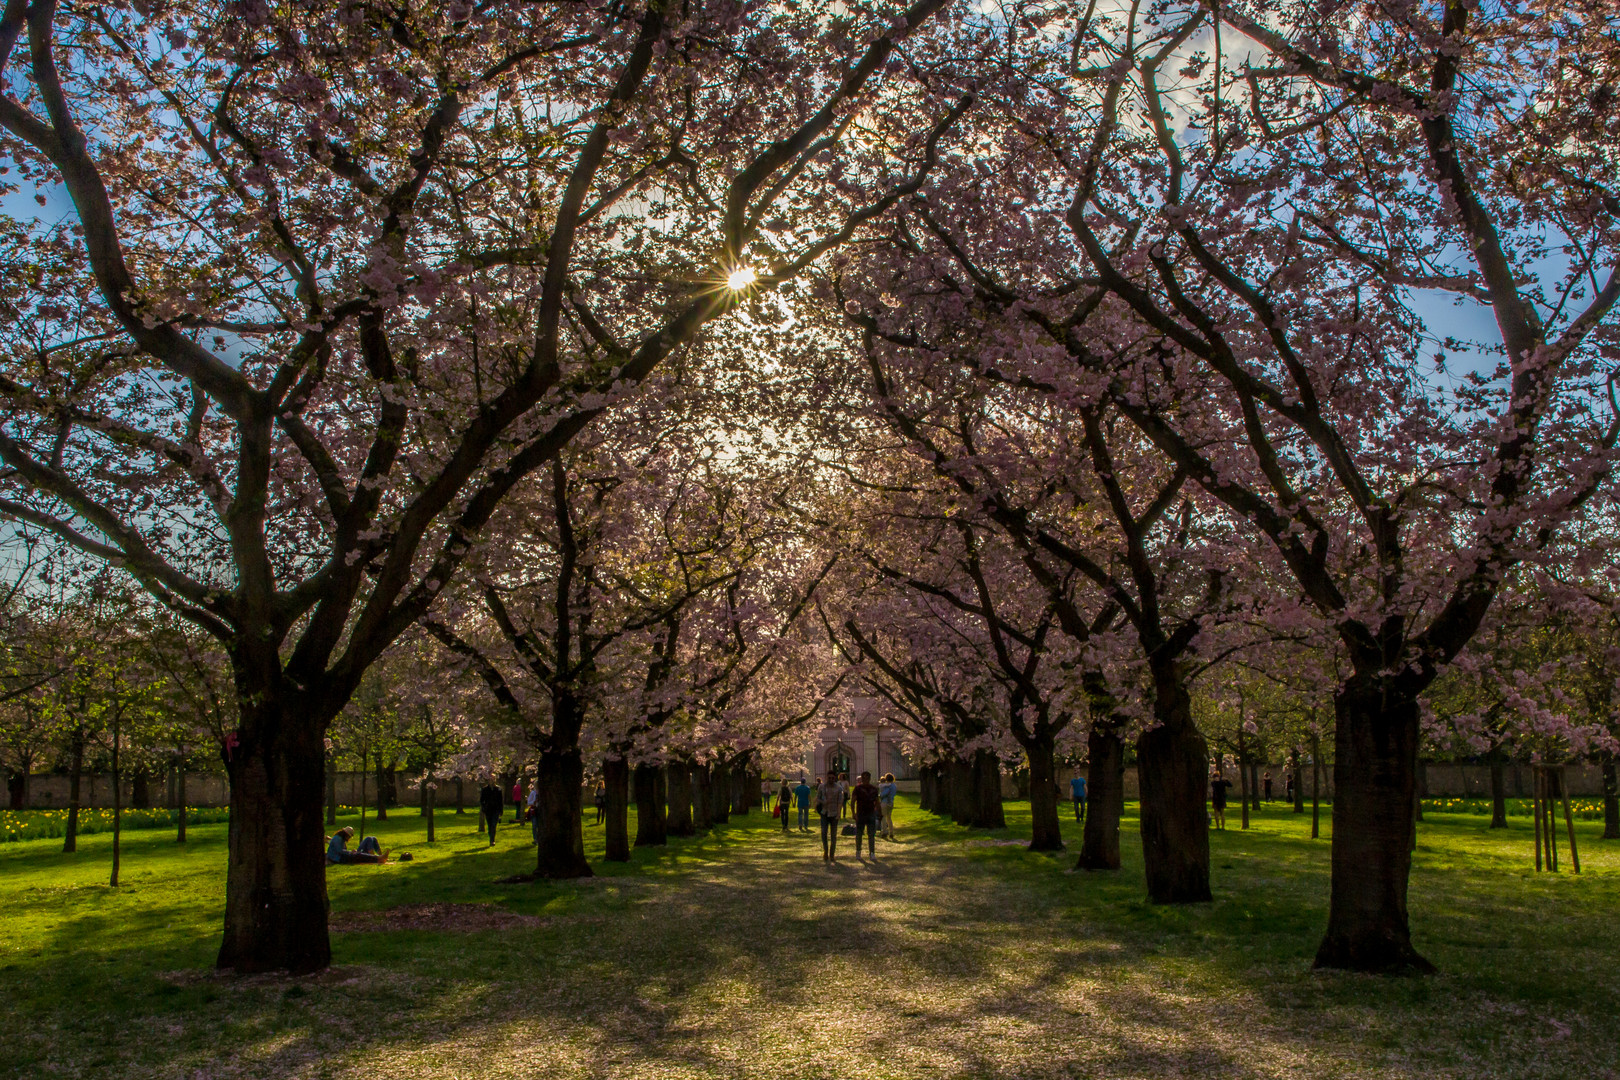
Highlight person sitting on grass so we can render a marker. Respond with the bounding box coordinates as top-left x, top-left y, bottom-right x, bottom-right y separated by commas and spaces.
326, 826, 385, 865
